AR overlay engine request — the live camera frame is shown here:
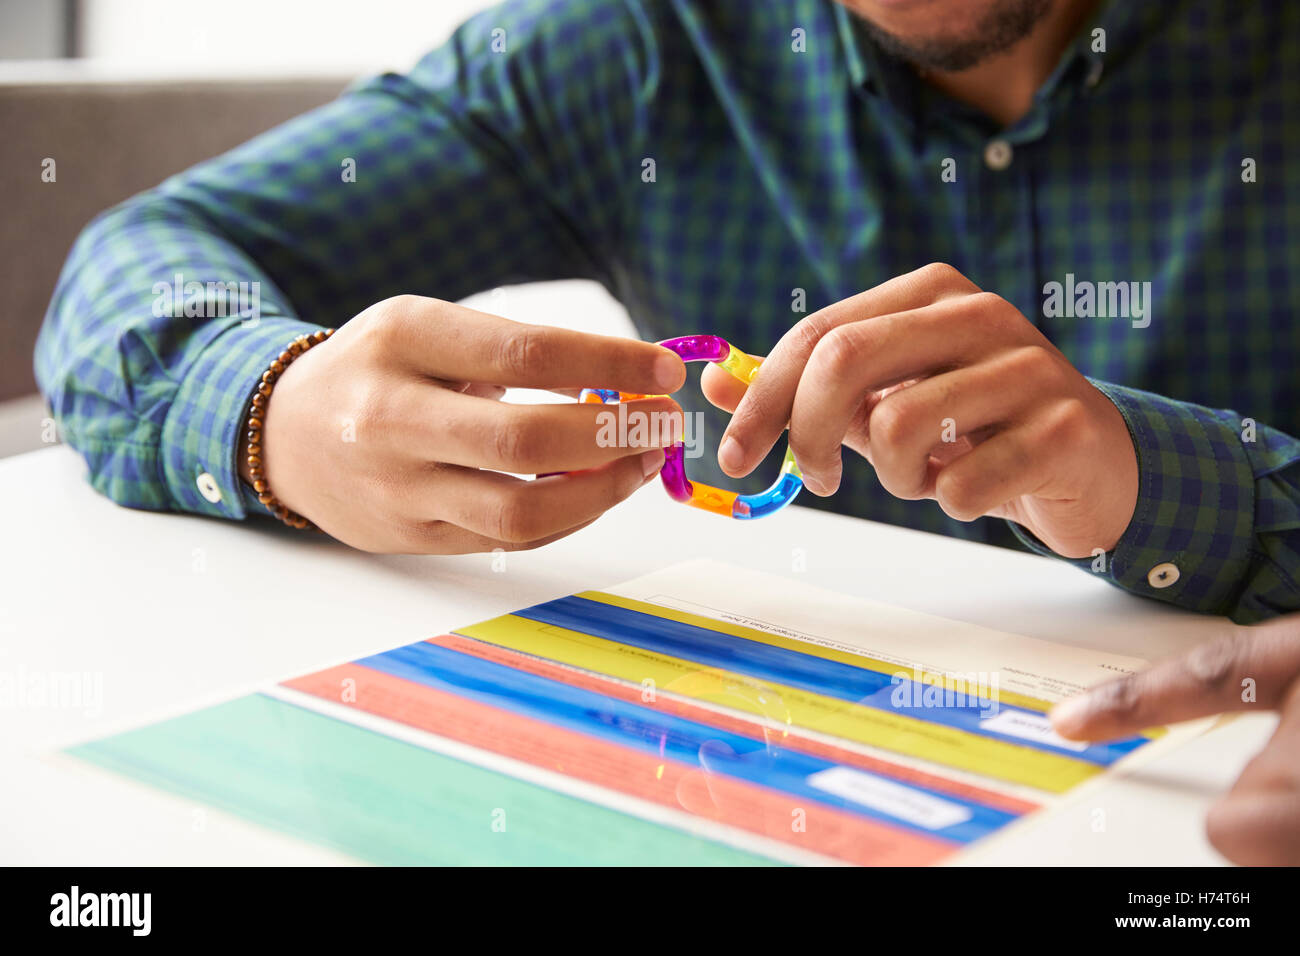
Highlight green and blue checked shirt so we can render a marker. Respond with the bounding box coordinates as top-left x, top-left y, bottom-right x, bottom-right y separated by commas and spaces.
35, 0, 1300, 622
